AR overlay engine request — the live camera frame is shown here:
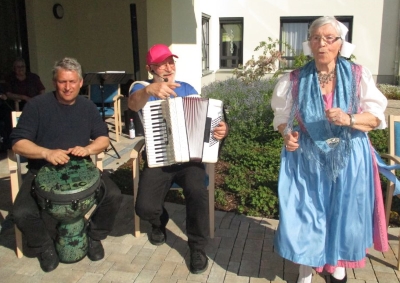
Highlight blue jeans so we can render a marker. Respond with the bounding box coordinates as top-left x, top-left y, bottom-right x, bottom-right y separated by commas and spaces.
135, 162, 209, 250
